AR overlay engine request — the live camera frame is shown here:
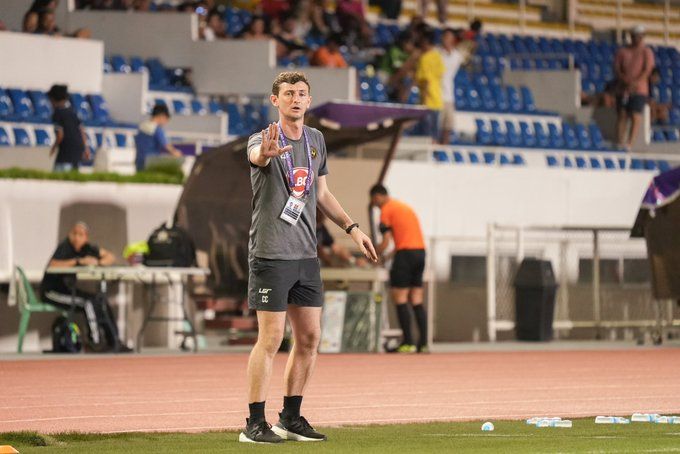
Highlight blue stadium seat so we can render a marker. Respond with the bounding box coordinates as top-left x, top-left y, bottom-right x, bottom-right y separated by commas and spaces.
372, 80, 389, 103
546, 155, 559, 167
658, 160, 671, 172
492, 86, 509, 112
630, 158, 644, 170
475, 119, 493, 145
455, 87, 468, 110
644, 160, 658, 171
519, 122, 536, 147
466, 87, 482, 110
468, 151, 480, 164
666, 129, 680, 141
0, 126, 10, 146
603, 158, 616, 170
13, 127, 31, 146
505, 121, 522, 147
226, 102, 246, 135
28, 90, 52, 121
520, 86, 536, 113
653, 130, 666, 142
490, 120, 507, 146
433, 150, 450, 162
88, 94, 112, 125
70, 93, 93, 123
533, 122, 550, 148
191, 99, 207, 115
0, 89, 14, 119
575, 156, 587, 168
562, 123, 579, 149
588, 124, 606, 150
512, 154, 525, 165
506, 86, 522, 112
129, 56, 146, 73
111, 55, 131, 73
479, 86, 496, 111
589, 157, 602, 169
359, 78, 372, 102
146, 58, 170, 89
574, 124, 592, 149
172, 99, 190, 115
618, 158, 627, 169
208, 99, 224, 114
8, 89, 35, 120
499, 154, 511, 165
115, 133, 128, 148
452, 151, 464, 163
548, 123, 564, 148
483, 151, 496, 164
35, 128, 51, 146
103, 56, 113, 73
